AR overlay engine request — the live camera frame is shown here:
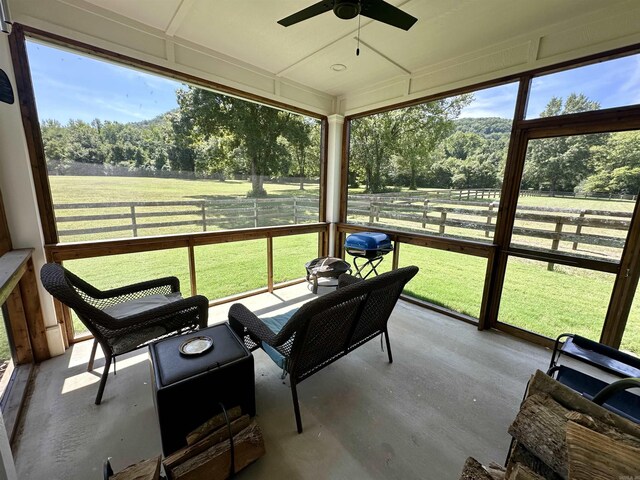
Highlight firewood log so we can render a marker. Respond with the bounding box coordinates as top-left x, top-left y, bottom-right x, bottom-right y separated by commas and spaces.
111, 456, 161, 480
566, 421, 640, 480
